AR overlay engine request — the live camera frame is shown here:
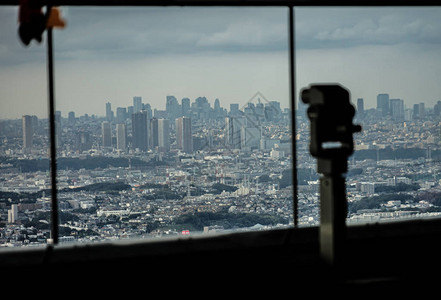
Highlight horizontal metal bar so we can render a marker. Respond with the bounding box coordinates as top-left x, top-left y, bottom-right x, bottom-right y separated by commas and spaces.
0, 0, 439, 6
